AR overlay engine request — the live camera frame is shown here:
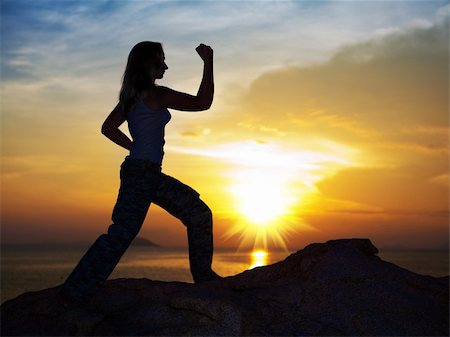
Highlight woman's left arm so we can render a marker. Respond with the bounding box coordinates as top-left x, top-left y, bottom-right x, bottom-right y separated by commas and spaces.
101, 103, 132, 151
